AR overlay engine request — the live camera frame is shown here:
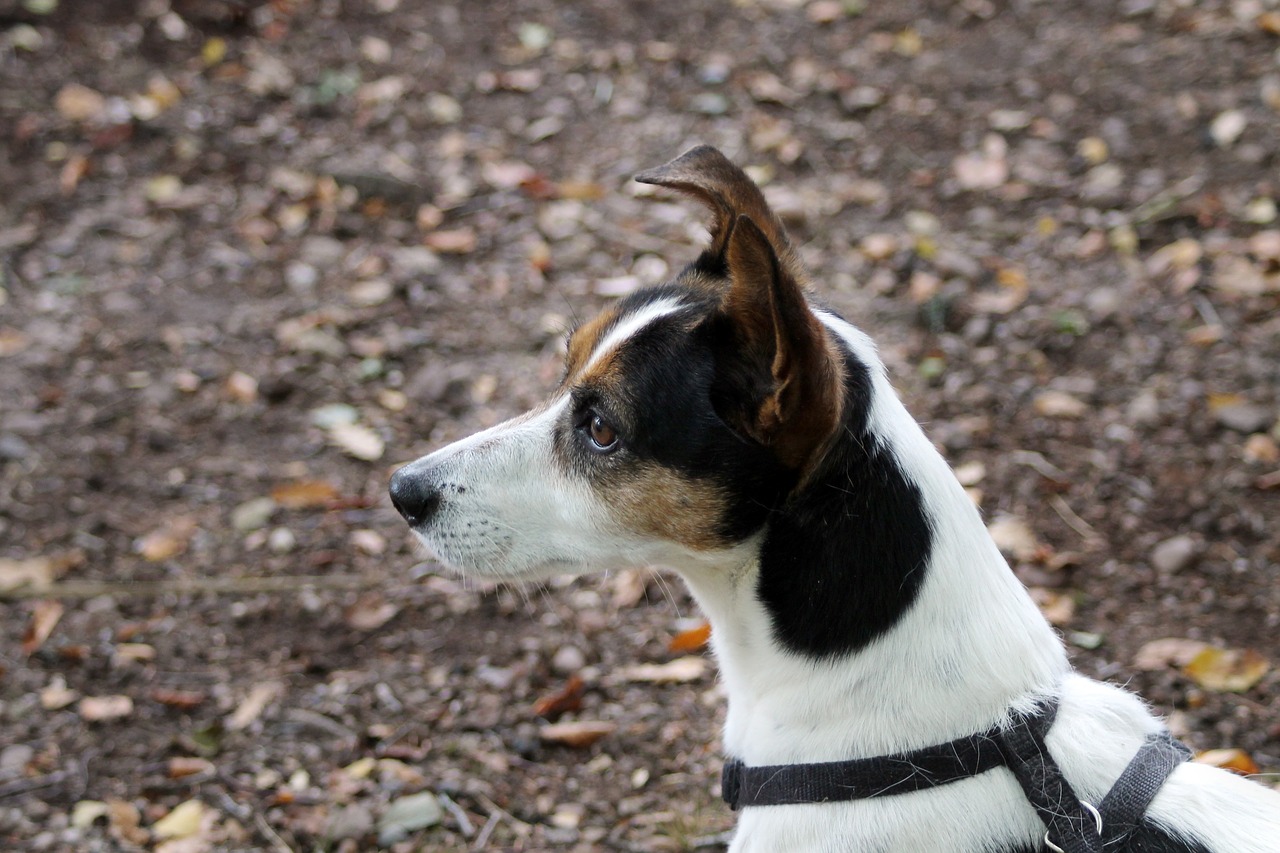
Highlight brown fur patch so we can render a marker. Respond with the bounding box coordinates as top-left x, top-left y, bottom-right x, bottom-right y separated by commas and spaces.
608, 462, 733, 551
563, 307, 619, 385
